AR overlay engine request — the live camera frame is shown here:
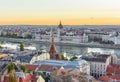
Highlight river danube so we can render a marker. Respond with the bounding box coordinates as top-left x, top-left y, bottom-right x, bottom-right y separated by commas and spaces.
0, 42, 120, 57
